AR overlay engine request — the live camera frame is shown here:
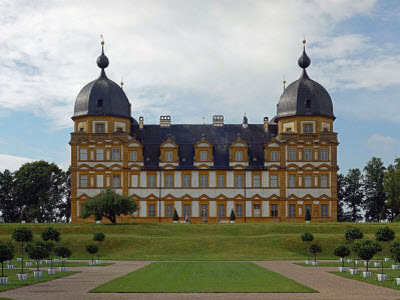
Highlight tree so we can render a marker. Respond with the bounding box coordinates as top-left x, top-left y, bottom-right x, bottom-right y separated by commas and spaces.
55, 246, 71, 267
309, 244, 322, 262
383, 160, 400, 220
343, 169, 364, 222
229, 210, 236, 221
41, 227, 61, 269
0, 243, 13, 277
11, 227, 33, 274
13, 161, 68, 223
29, 246, 49, 271
389, 241, 400, 263
0, 170, 19, 222
337, 173, 346, 222
390, 245, 400, 265
86, 244, 99, 263
300, 232, 314, 261
357, 241, 377, 272
305, 209, 311, 222
93, 233, 105, 260
363, 157, 386, 222
375, 226, 395, 274
172, 209, 179, 222
344, 227, 363, 269
333, 245, 351, 267
81, 188, 137, 224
